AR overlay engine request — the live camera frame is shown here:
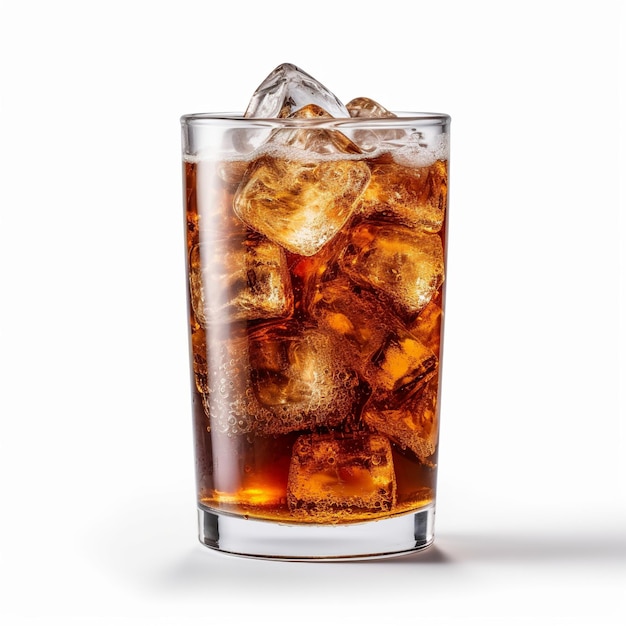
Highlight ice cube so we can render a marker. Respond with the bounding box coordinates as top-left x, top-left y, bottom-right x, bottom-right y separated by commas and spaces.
340, 222, 445, 319
345, 97, 405, 151
369, 328, 438, 407
311, 278, 438, 408
247, 323, 358, 435
272, 104, 363, 155
189, 237, 293, 325
287, 433, 397, 520
358, 157, 448, 233
186, 160, 250, 252
191, 159, 251, 243
233, 153, 370, 256
363, 377, 439, 464
311, 278, 388, 357
244, 63, 349, 119
195, 321, 358, 438
346, 97, 396, 119
409, 298, 443, 358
